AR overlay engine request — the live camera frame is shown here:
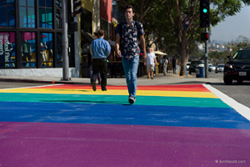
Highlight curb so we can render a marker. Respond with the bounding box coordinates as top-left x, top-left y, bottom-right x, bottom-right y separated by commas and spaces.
0, 78, 89, 85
